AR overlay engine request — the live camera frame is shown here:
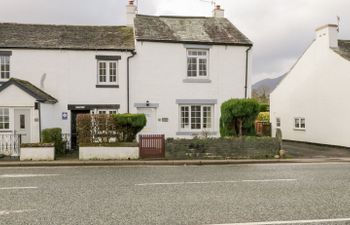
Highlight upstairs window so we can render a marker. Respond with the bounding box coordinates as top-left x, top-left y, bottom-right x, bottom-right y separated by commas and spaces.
0, 108, 10, 130
276, 118, 281, 128
98, 61, 118, 85
0, 55, 10, 81
95, 55, 121, 87
187, 49, 208, 78
294, 117, 306, 130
